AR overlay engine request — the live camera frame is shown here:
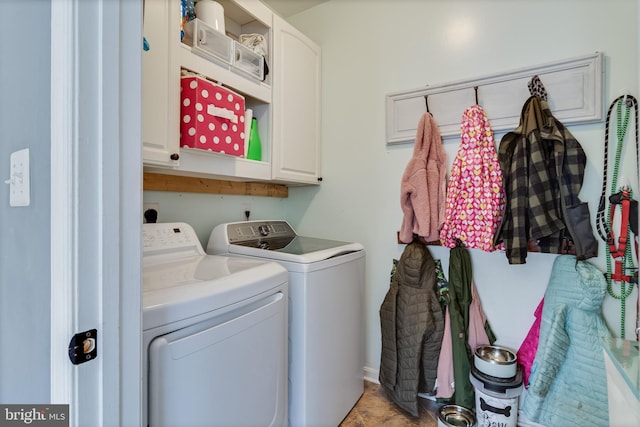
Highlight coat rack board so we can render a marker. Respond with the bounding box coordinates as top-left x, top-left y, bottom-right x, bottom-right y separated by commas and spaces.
385, 52, 604, 145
